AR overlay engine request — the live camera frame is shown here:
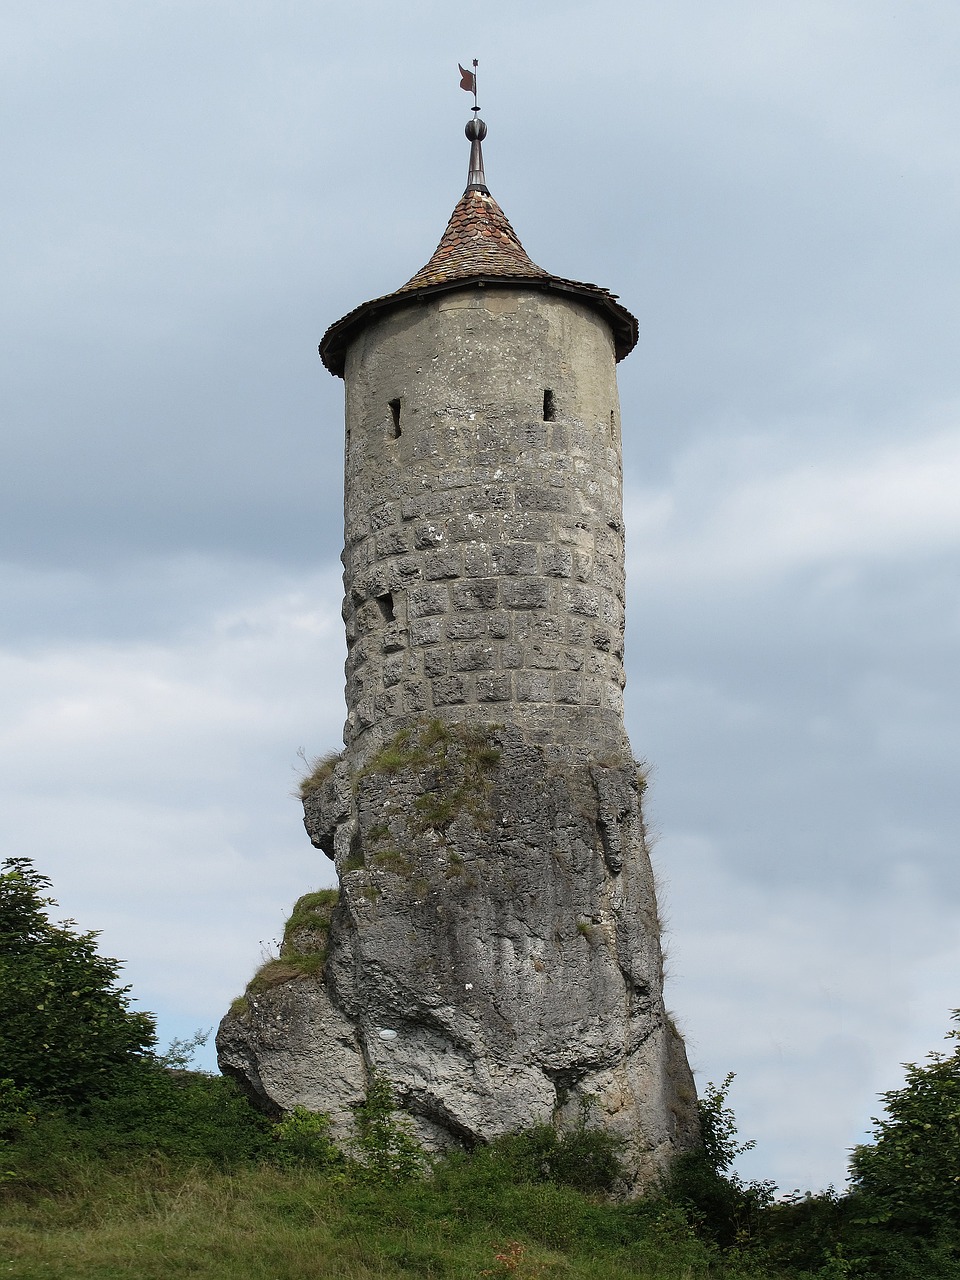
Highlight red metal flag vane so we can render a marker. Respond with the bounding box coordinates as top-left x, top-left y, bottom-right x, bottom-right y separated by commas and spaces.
458, 62, 476, 94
